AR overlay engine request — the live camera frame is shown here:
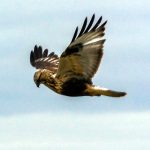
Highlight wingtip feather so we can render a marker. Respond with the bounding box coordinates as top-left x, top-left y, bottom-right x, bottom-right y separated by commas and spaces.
30, 51, 35, 66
